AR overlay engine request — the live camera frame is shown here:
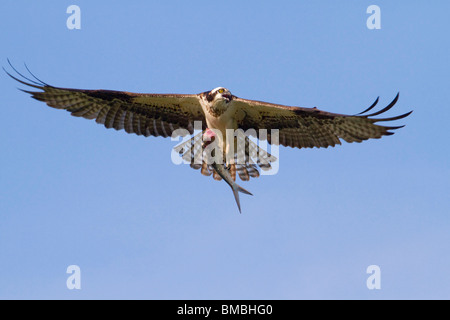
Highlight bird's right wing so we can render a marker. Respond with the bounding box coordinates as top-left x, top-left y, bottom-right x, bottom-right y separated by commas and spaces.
5, 65, 206, 138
